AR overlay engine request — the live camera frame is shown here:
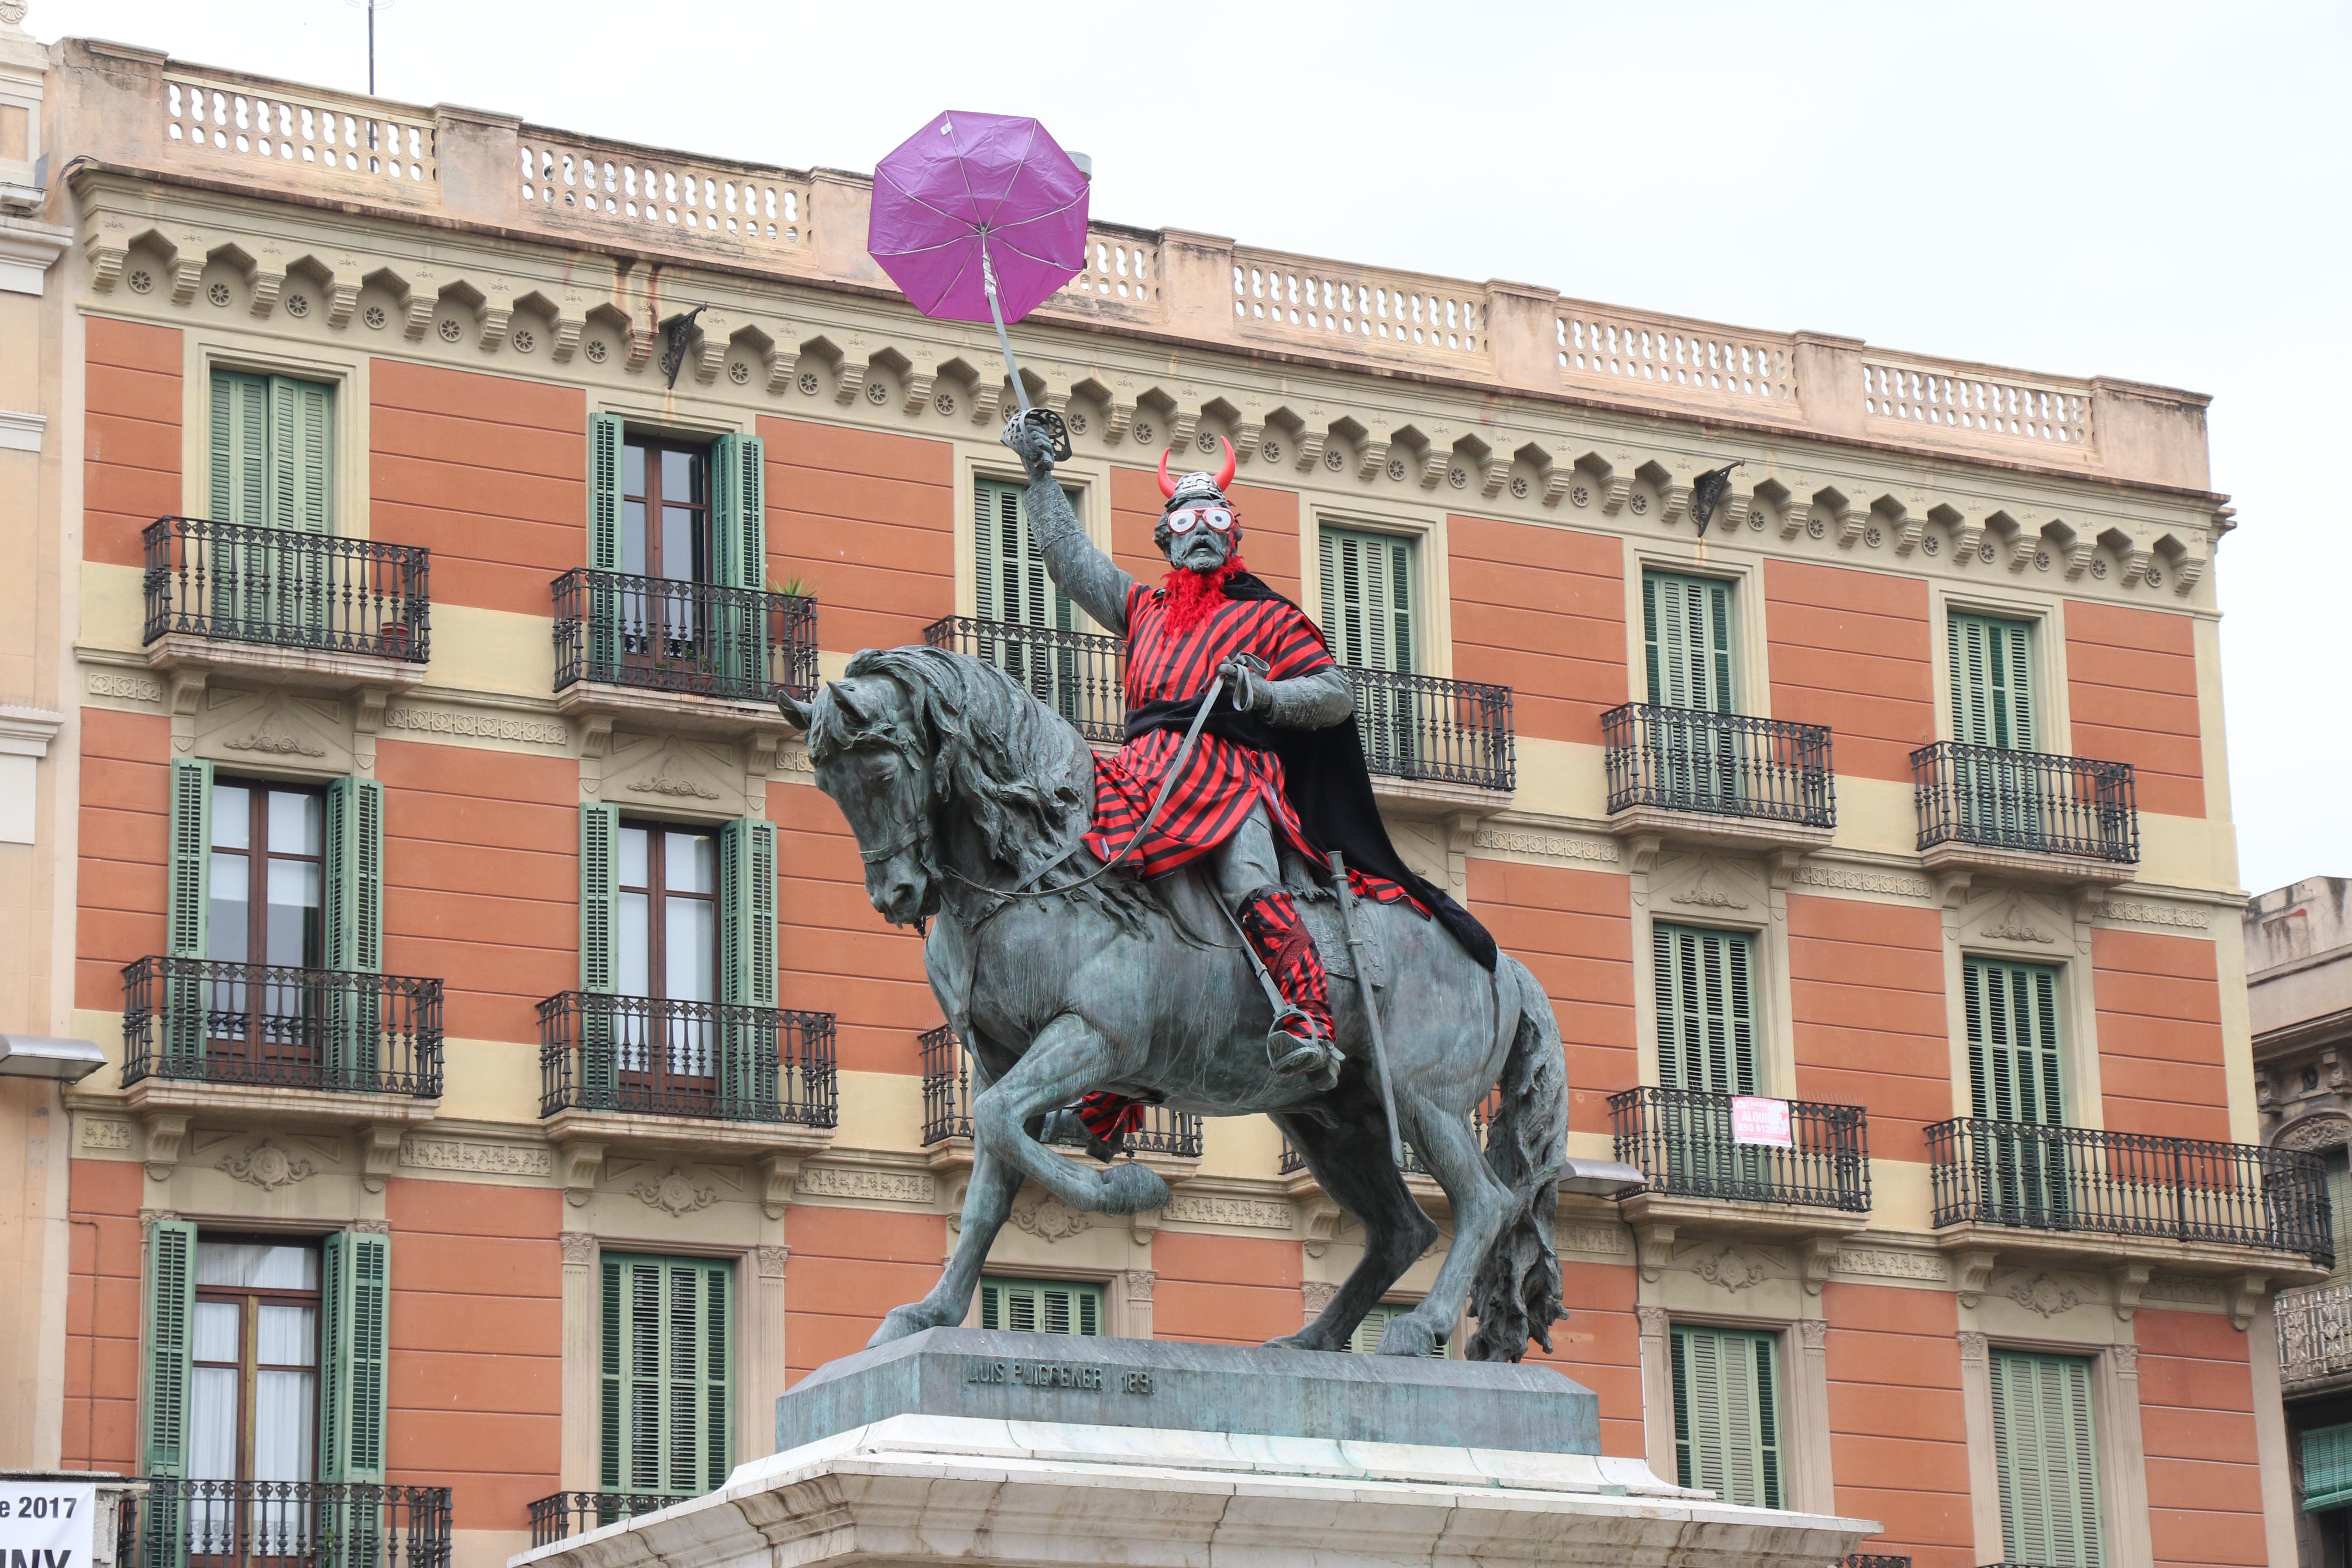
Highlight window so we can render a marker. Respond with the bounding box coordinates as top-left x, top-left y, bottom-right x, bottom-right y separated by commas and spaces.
1643, 572, 1734, 712
2324, 1149, 2352, 1287
2306, 1423, 2352, 1513
619, 823, 717, 1004
623, 436, 711, 582
1346, 1302, 1448, 1357
1988, 1350, 2103, 1567
189, 1239, 320, 1487
209, 371, 334, 534
1318, 527, 1414, 673
974, 477, 1075, 631
1654, 924, 1757, 1097
1670, 1324, 1782, 1509
1966, 958, 2064, 1126
979, 1277, 1102, 1336
141, 1225, 389, 1492
167, 763, 385, 1078
1949, 612, 2036, 750
600, 1255, 732, 1497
